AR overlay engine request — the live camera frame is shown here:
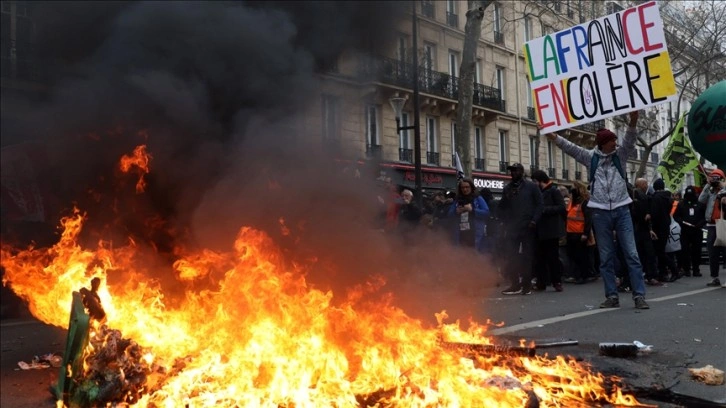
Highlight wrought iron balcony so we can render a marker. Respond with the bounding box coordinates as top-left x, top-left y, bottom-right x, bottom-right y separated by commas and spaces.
360, 56, 505, 112
575, 171, 582, 181
473, 83, 505, 112
499, 161, 509, 173
427, 151, 440, 166
474, 158, 485, 170
399, 148, 413, 163
494, 31, 505, 45
548, 167, 556, 178
562, 169, 569, 180
366, 144, 382, 160
421, 1, 435, 18
526, 106, 536, 121
446, 11, 458, 27
575, 120, 605, 133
